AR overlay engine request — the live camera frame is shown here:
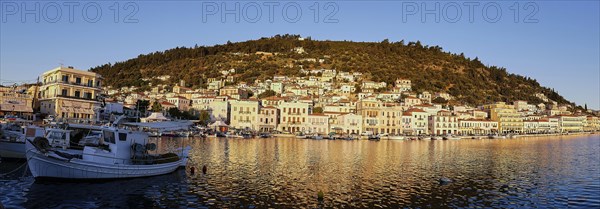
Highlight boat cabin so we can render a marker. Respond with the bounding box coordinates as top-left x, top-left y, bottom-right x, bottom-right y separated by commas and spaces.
82, 128, 150, 165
